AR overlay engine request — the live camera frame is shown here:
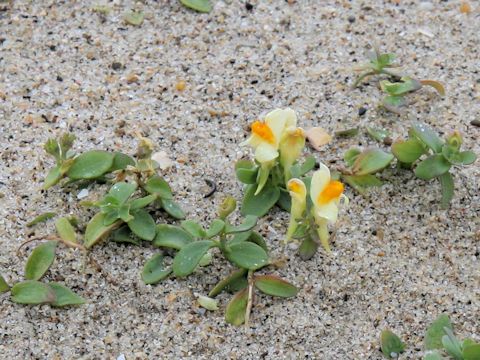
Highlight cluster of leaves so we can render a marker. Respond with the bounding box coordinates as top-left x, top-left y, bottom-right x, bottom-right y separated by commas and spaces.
336, 123, 476, 208
1, 218, 85, 307
235, 155, 316, 217
352, 47, 445, 114
141, 197, 298, 325
392, 123, 476, 208
380, 314, 479, 359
